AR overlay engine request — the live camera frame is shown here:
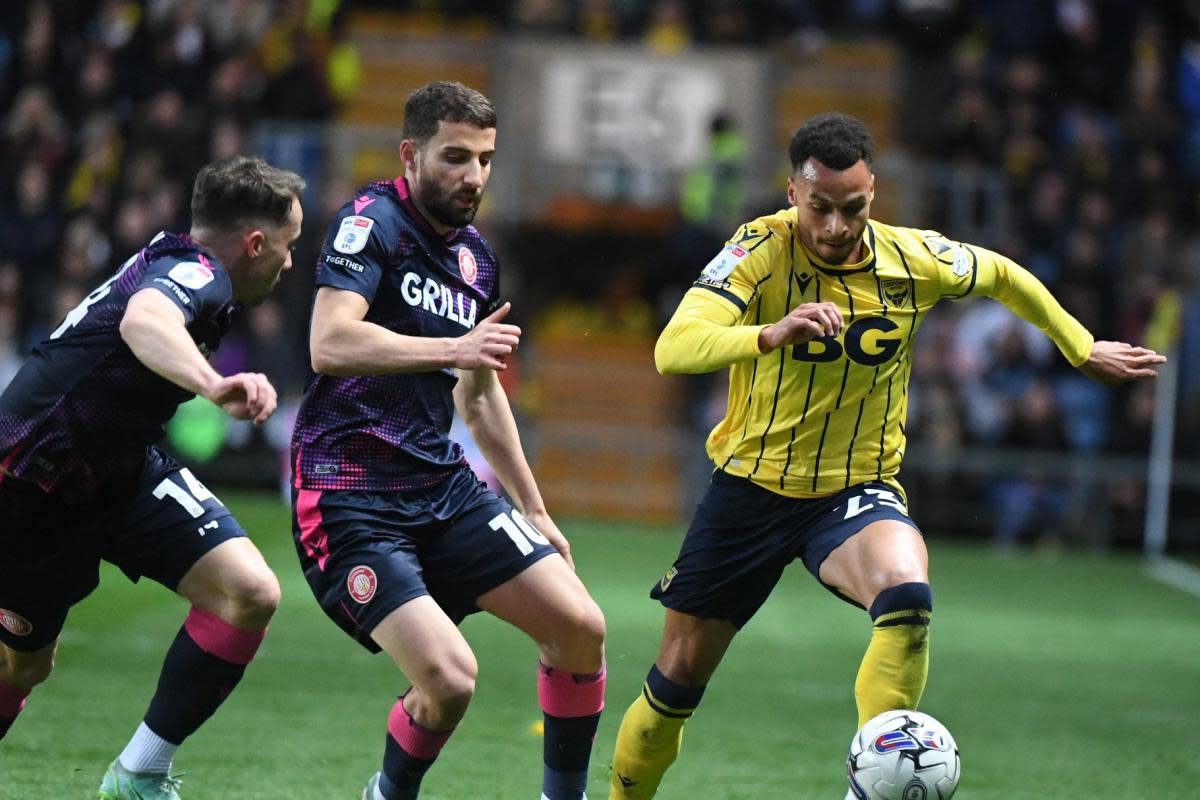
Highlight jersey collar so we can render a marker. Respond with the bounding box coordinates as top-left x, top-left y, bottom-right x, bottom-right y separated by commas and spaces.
394, 176, 462, 244
797, 219, 878, 276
